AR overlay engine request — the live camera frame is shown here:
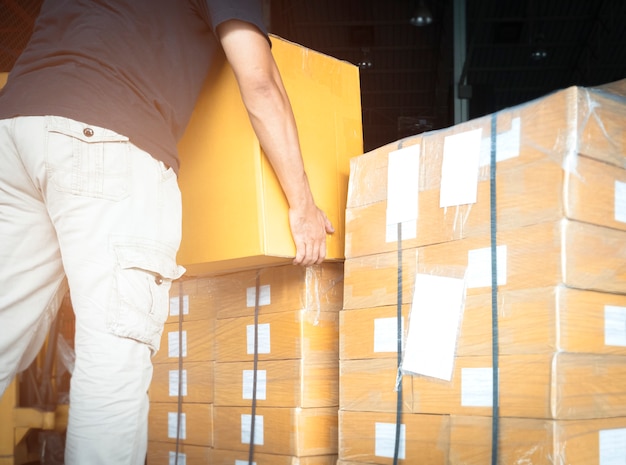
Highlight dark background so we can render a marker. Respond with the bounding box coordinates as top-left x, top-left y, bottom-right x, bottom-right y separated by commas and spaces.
2, 0, 625, 153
